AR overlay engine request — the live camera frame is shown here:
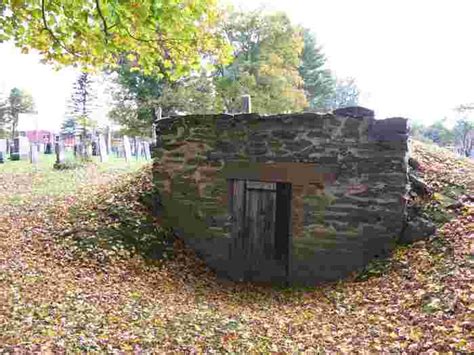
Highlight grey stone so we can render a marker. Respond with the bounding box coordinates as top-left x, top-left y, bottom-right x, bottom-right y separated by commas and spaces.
29, 143, 39, 164
0, 139, 6, 154
143, 142, 151, 160
409, 173, 432, 197
399, 217, 436, 244
272, 130, 298, 140
55, 143, 65, 164
98, 134, 108, 162
123, 136, 132, 162
333, 106, 374, 119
